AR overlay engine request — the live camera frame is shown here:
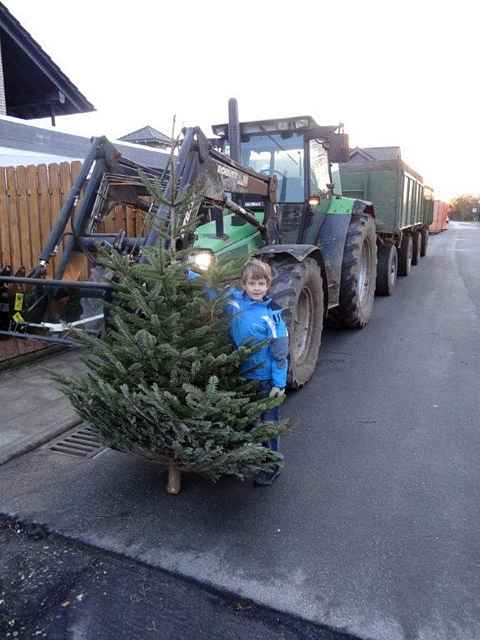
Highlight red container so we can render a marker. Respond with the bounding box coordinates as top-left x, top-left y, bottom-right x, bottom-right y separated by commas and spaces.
430, 200, 450, 234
